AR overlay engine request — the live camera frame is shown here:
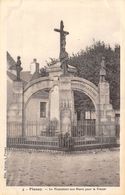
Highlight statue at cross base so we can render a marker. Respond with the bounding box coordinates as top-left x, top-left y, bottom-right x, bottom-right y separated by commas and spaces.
54, 20, 69, 75
15, 56, 23, 81
60, 50, 69, 75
